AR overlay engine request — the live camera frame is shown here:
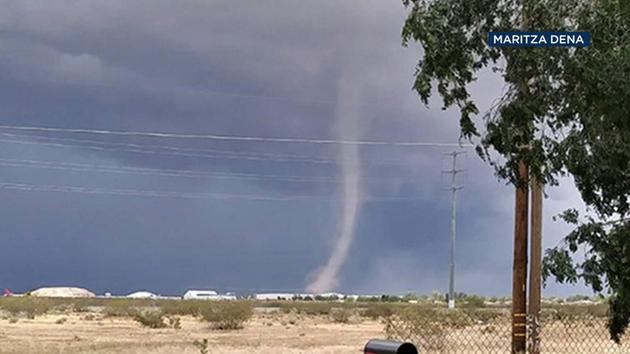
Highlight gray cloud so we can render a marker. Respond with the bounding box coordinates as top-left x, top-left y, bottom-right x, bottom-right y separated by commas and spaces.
0, 0, 588, 297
